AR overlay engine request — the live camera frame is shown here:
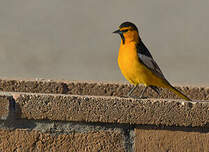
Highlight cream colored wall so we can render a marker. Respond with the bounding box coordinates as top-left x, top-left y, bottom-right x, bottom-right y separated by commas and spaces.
0, 0, 208, 85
